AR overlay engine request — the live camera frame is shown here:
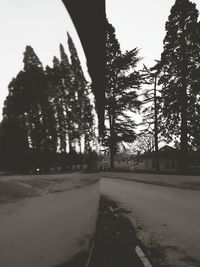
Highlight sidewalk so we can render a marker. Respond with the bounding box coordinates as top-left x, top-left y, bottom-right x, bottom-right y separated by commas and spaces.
102, 171, 200, 190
